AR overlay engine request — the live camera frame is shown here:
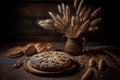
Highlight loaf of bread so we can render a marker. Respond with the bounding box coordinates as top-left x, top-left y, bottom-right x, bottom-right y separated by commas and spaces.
6, 42, 56, 57
22, 43, 37, 56
34, 43, 56, 53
